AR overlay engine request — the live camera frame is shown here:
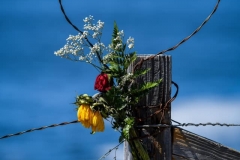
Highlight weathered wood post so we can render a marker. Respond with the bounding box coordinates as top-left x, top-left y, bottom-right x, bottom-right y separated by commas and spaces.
124, 54, 172, 160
